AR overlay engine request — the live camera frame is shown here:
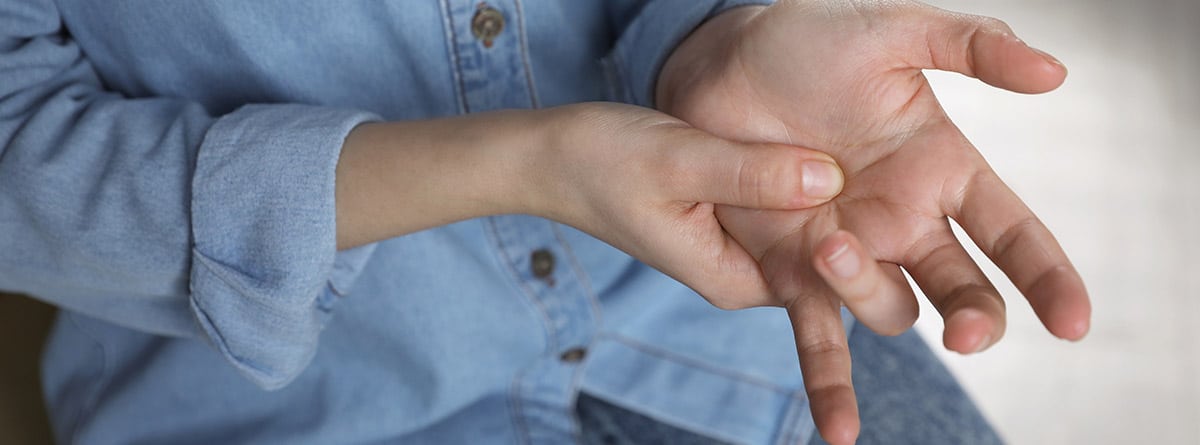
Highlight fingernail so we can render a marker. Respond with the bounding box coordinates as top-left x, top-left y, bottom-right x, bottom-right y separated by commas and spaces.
801, 160, 843, 199
824, 241, 859, 279
973, 334, 993, 353
1029, 46, 1065, 69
